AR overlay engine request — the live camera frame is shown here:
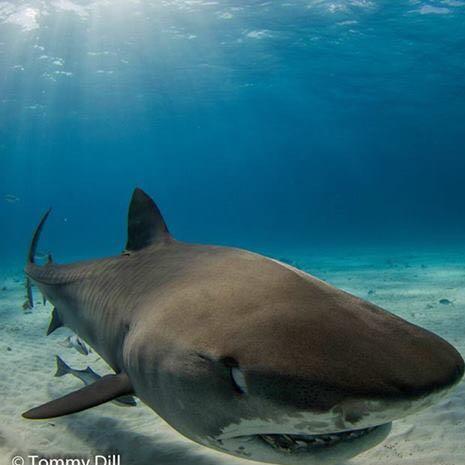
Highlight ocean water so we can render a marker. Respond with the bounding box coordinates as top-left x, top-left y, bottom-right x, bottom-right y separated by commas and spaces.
1, 1, 465, 465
